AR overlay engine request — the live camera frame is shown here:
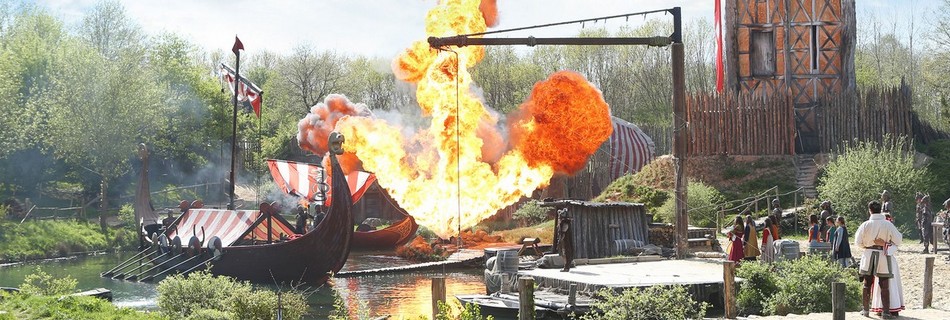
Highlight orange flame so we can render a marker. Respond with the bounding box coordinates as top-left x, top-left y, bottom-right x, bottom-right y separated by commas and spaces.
299, 0, 612, 238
